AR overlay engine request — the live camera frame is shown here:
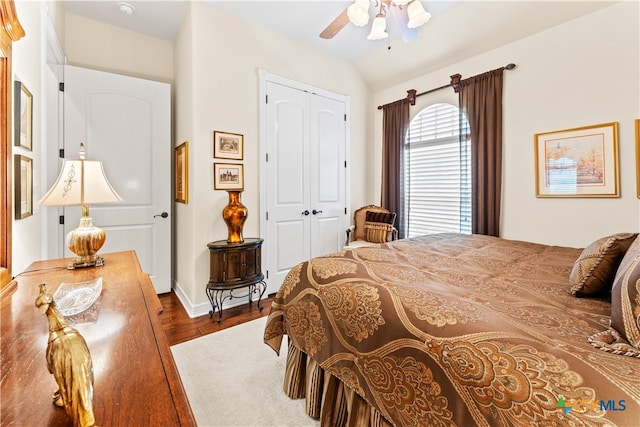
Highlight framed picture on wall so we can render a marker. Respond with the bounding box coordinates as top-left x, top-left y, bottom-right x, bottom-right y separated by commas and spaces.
175, 141, 188, 204
14, 155, 32, 219
214, 163, 244, 190
213, 131, 243, 160
14, 81, 33, 151
534, 122, 619, 197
